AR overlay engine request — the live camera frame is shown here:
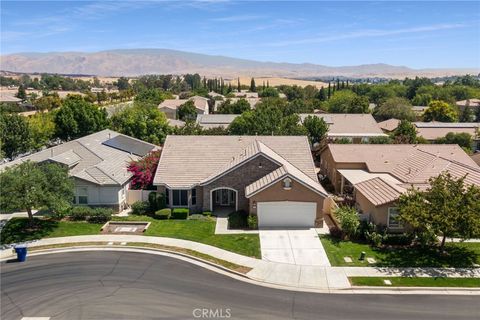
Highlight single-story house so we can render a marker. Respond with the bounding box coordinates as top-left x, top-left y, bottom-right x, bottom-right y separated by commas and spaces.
379, 121, 480, 150
319, 144, 480, 230
0, 129, 158, 212
208, 91, 225, 99
233, 91, 259, 98
158, 95, 209, 119
153, 135, 329, 228
456, 99, 480, 114
213, 97, 261, 112
412, 106, 428, 116
299, 113, 388, 143
196, 114, 239, 129
471, 152, 480, 166
167, 119, 186, 127
377, 118, 401, 133
0, 90, 22, 104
